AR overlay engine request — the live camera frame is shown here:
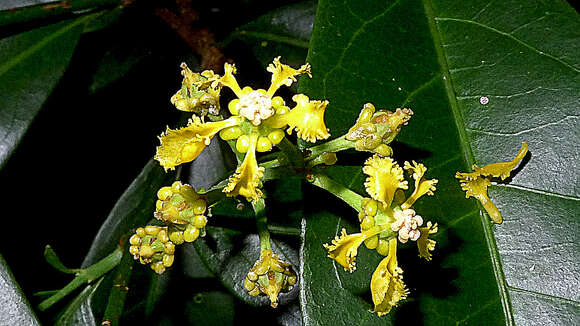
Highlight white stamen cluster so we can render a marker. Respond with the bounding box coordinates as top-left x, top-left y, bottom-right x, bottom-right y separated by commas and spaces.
391, 208, 423, 243
239, 91, 274, 126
